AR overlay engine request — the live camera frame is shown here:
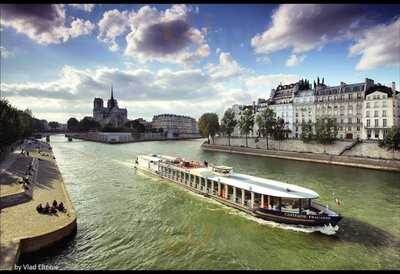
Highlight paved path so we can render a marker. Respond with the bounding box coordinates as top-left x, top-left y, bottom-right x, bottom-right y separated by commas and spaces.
0, 140, 76, 270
